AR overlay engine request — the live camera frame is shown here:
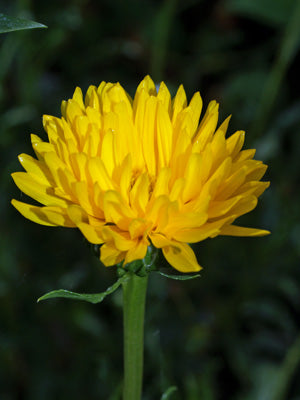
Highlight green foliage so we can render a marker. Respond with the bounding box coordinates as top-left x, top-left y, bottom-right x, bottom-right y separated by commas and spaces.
38, 275, 127, 304
1, 0, 300, 399
0, 13, 47, 33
